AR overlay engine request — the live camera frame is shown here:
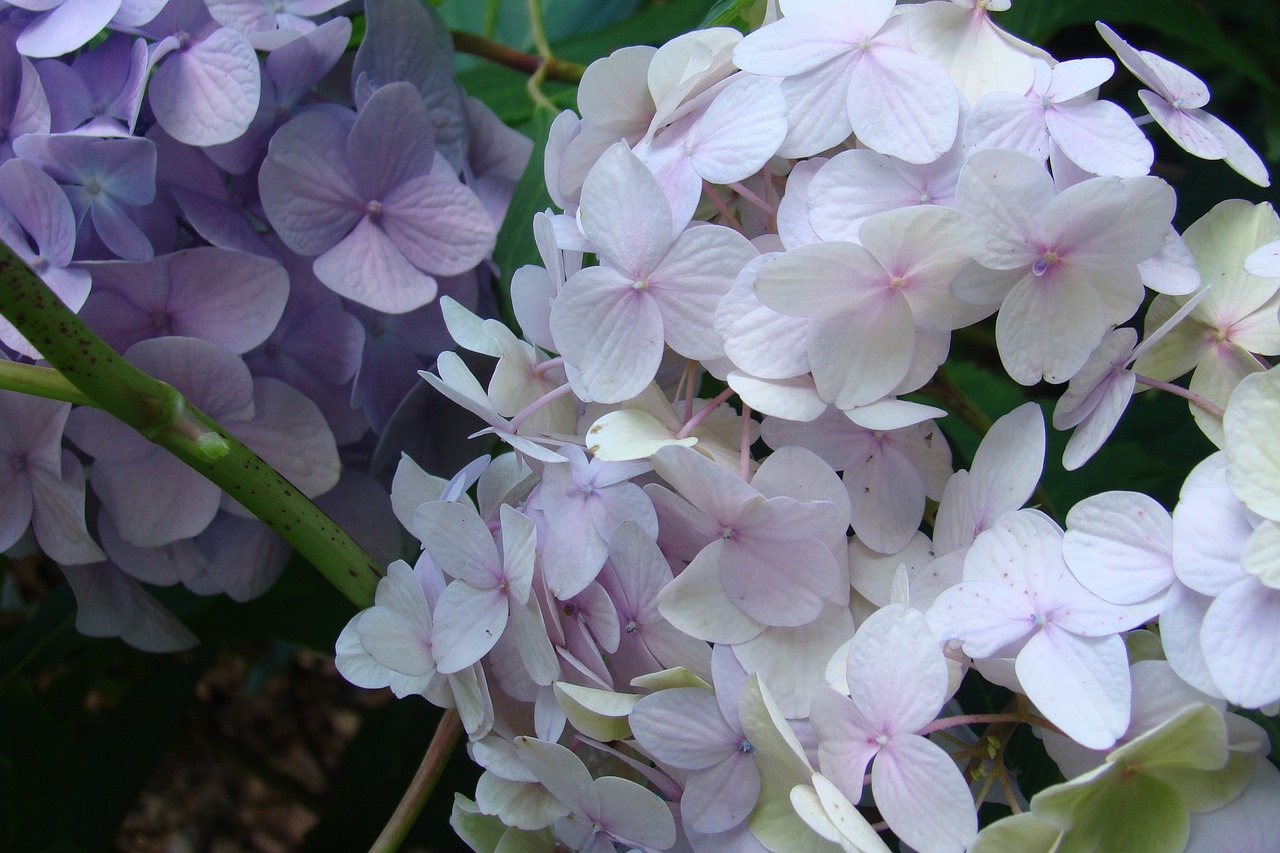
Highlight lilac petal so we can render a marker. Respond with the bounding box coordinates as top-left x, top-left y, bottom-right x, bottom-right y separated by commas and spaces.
508, 596, 559, 686
846, 442, 926, 555
148, 27, 260, 146
89, 440, 222, 547
594, 775, 677, 849
1048, 99, 1153, 178
689, 75, 787, 184
61, 562, 198, 652
28, 452, 104, 565
808, 293, 915, 408
224, 377, 339, 503
631, 688, 740, 770
89, 192, 154, 261
98, 507, 200, 586
1063, 492, 1174, 605
350, 0, 467, 169
0, 157, 75, 264
846, 604, 947, 734
873, 735, 977, 853
847, 46, 959, 164
413, 500, 500, 586
683, 752, 760, 834
346, 82, 435, 197
432, 581, 508, 672
549, 266, 664, 404
380, 172, 496, 276
1200, 579, 1280, 708
112, 0, 168, 27
1016, 626, 1130, 749
578, 143, 674, 275
314, 217, 438, 313
166, 248, 289, 353
266, 16, 351, 106
717, 521, 839, 627
926, 579, 1035, 659
15, 0, 121, 58
655, 551, 764, 645
512, 737, 599, 819
964, 92, 1050, 162
200, 514, 288, 601
811, 688, 879, 803
258, 109, 364, 254
128, 336, 256, 421
0, 463, 33, 552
